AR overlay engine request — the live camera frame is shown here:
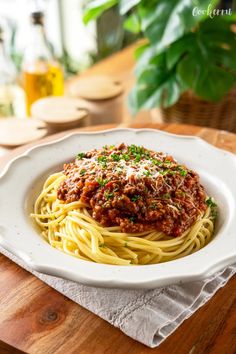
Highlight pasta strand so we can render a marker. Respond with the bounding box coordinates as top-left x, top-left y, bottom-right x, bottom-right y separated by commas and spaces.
31, 172, 215, 266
